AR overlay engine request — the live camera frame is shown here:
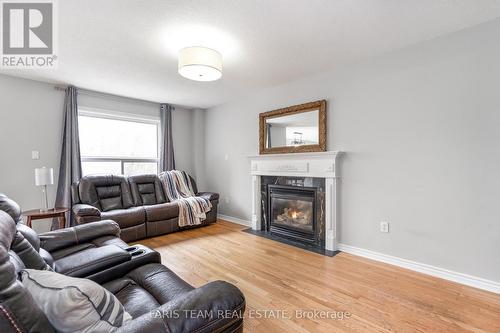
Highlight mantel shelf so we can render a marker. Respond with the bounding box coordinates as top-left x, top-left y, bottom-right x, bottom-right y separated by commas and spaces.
248, 151, 343, 160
